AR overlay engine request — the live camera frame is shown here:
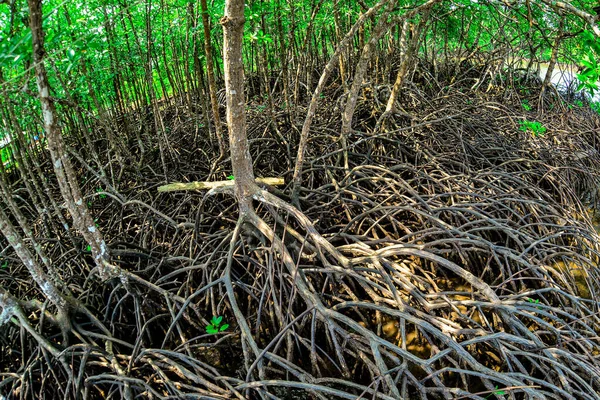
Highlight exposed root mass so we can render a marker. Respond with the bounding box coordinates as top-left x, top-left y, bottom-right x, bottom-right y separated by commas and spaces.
1, 67, 600, 399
